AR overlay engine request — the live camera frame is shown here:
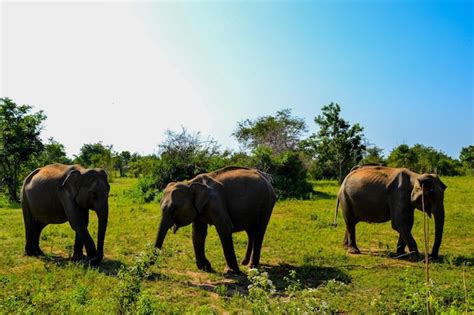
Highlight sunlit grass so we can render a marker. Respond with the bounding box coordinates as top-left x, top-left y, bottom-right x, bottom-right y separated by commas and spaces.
0, 177, 472, 312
